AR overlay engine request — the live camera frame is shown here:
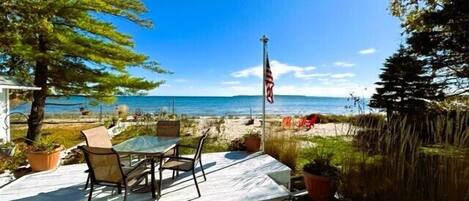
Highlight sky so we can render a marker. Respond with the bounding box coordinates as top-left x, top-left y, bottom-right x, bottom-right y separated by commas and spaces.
112, 0, 402, 97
